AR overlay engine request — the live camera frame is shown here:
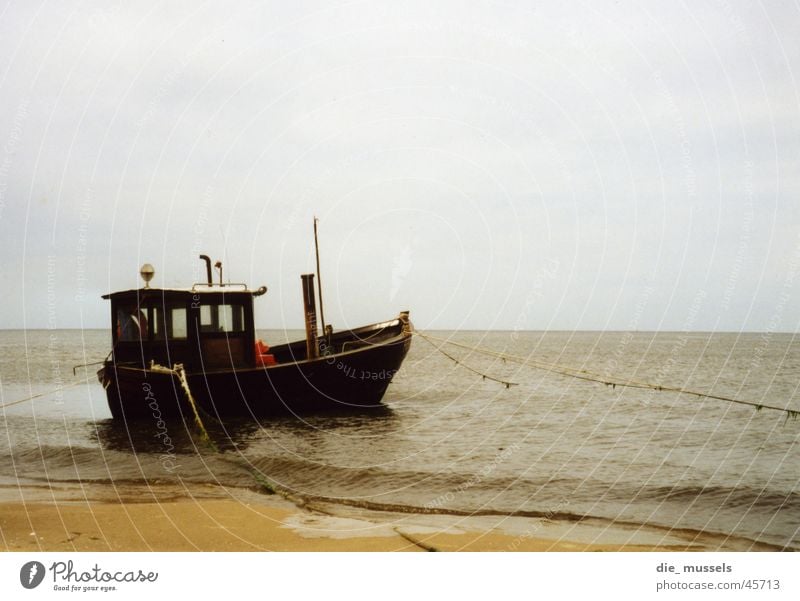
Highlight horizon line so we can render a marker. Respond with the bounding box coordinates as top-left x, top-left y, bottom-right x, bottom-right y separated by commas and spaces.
1, 327, 798, 335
